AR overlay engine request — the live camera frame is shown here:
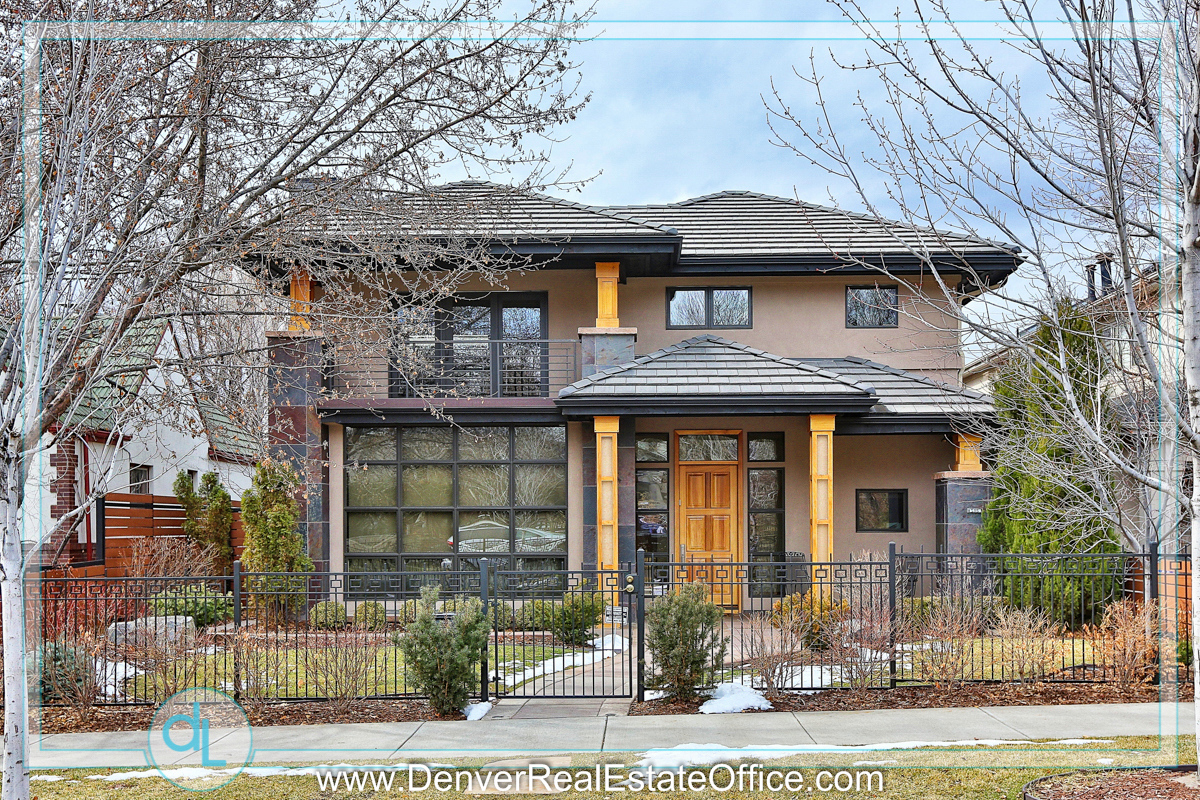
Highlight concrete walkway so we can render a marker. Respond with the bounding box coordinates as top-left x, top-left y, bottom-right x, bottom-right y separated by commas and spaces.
30, 702, 1193, 769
